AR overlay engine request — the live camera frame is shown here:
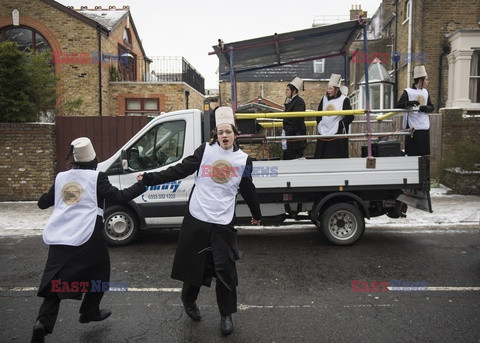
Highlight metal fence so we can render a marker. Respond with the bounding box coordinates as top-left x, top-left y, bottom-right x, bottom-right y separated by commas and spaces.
146, 56, 205, 94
